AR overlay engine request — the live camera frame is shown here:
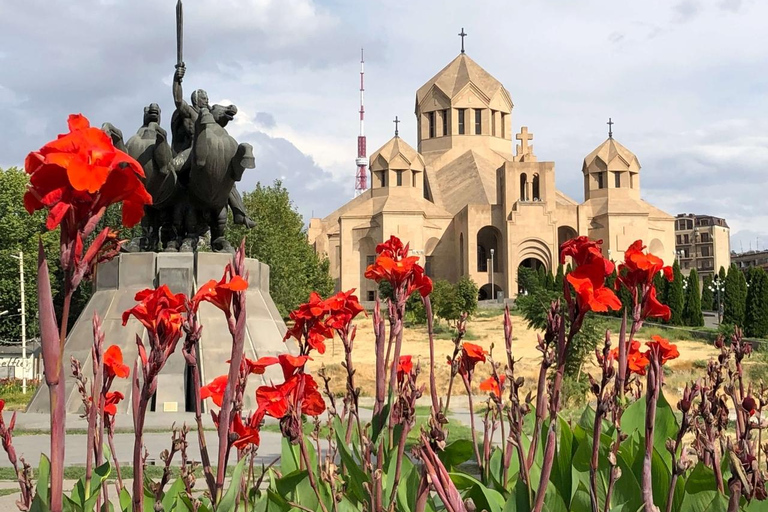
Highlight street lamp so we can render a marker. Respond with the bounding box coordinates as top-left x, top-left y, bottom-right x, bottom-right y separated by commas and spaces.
490, 248, 495, 302
709, 276, 725, 325
9, 251, 27, 394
